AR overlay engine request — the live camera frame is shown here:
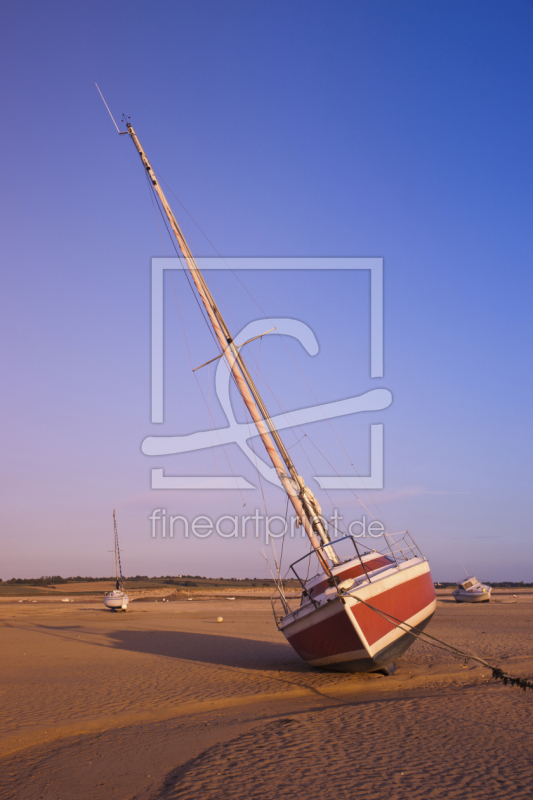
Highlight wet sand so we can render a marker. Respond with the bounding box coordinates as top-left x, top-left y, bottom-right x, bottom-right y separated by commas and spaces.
1, 595, 532, 799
